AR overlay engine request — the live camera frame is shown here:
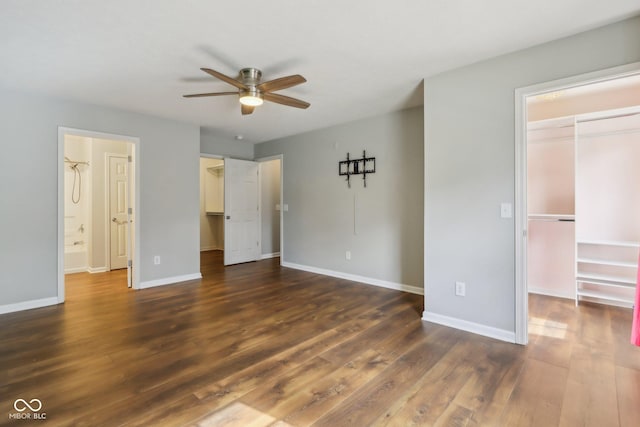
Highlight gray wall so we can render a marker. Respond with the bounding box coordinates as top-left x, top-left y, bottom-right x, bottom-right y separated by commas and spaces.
0, 89, 201, 306
200, 129, 254, 159
424, 16, 640, 333
256, 107, 424, 289
260, 159, 281, 256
